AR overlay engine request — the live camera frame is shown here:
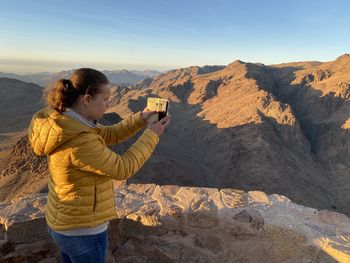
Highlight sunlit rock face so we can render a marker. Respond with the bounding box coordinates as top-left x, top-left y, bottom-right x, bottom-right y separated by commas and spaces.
0, 184, 349, 263
106, 54, 350, 216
